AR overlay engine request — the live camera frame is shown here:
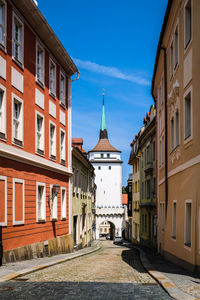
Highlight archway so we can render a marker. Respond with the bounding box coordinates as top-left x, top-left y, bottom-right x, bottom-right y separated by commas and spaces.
98, 220, 115, 240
